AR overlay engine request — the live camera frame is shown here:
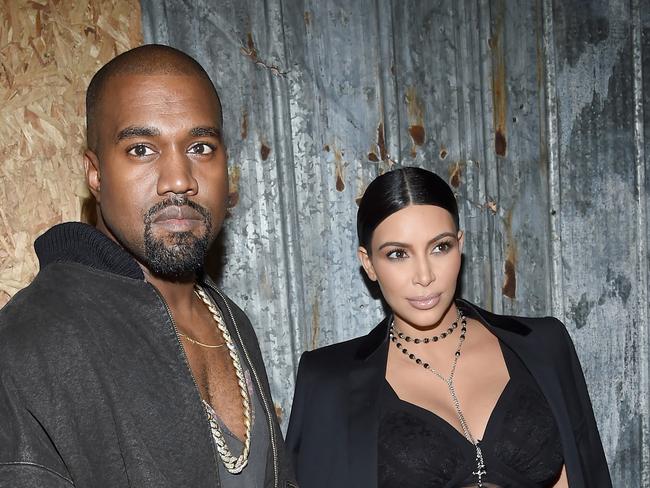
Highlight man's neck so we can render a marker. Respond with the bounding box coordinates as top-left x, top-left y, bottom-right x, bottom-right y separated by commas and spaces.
143, 270, 198, 311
